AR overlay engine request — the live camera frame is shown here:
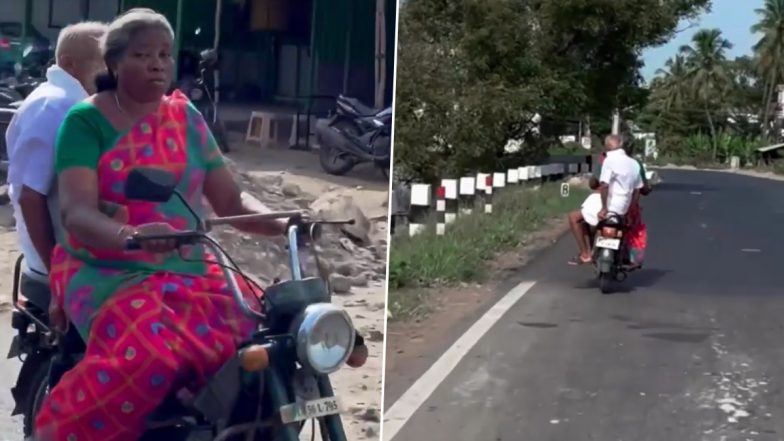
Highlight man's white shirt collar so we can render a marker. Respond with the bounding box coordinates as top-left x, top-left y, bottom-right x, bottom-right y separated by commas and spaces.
606, 148, 626, 157
45, 65, 88, 101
